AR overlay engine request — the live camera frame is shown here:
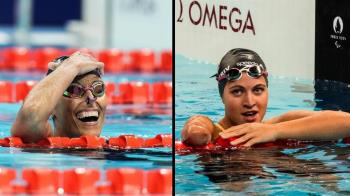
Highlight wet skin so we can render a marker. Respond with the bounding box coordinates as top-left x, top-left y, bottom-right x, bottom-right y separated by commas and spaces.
53, 74, 107, 137
220, 73, 268, 128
